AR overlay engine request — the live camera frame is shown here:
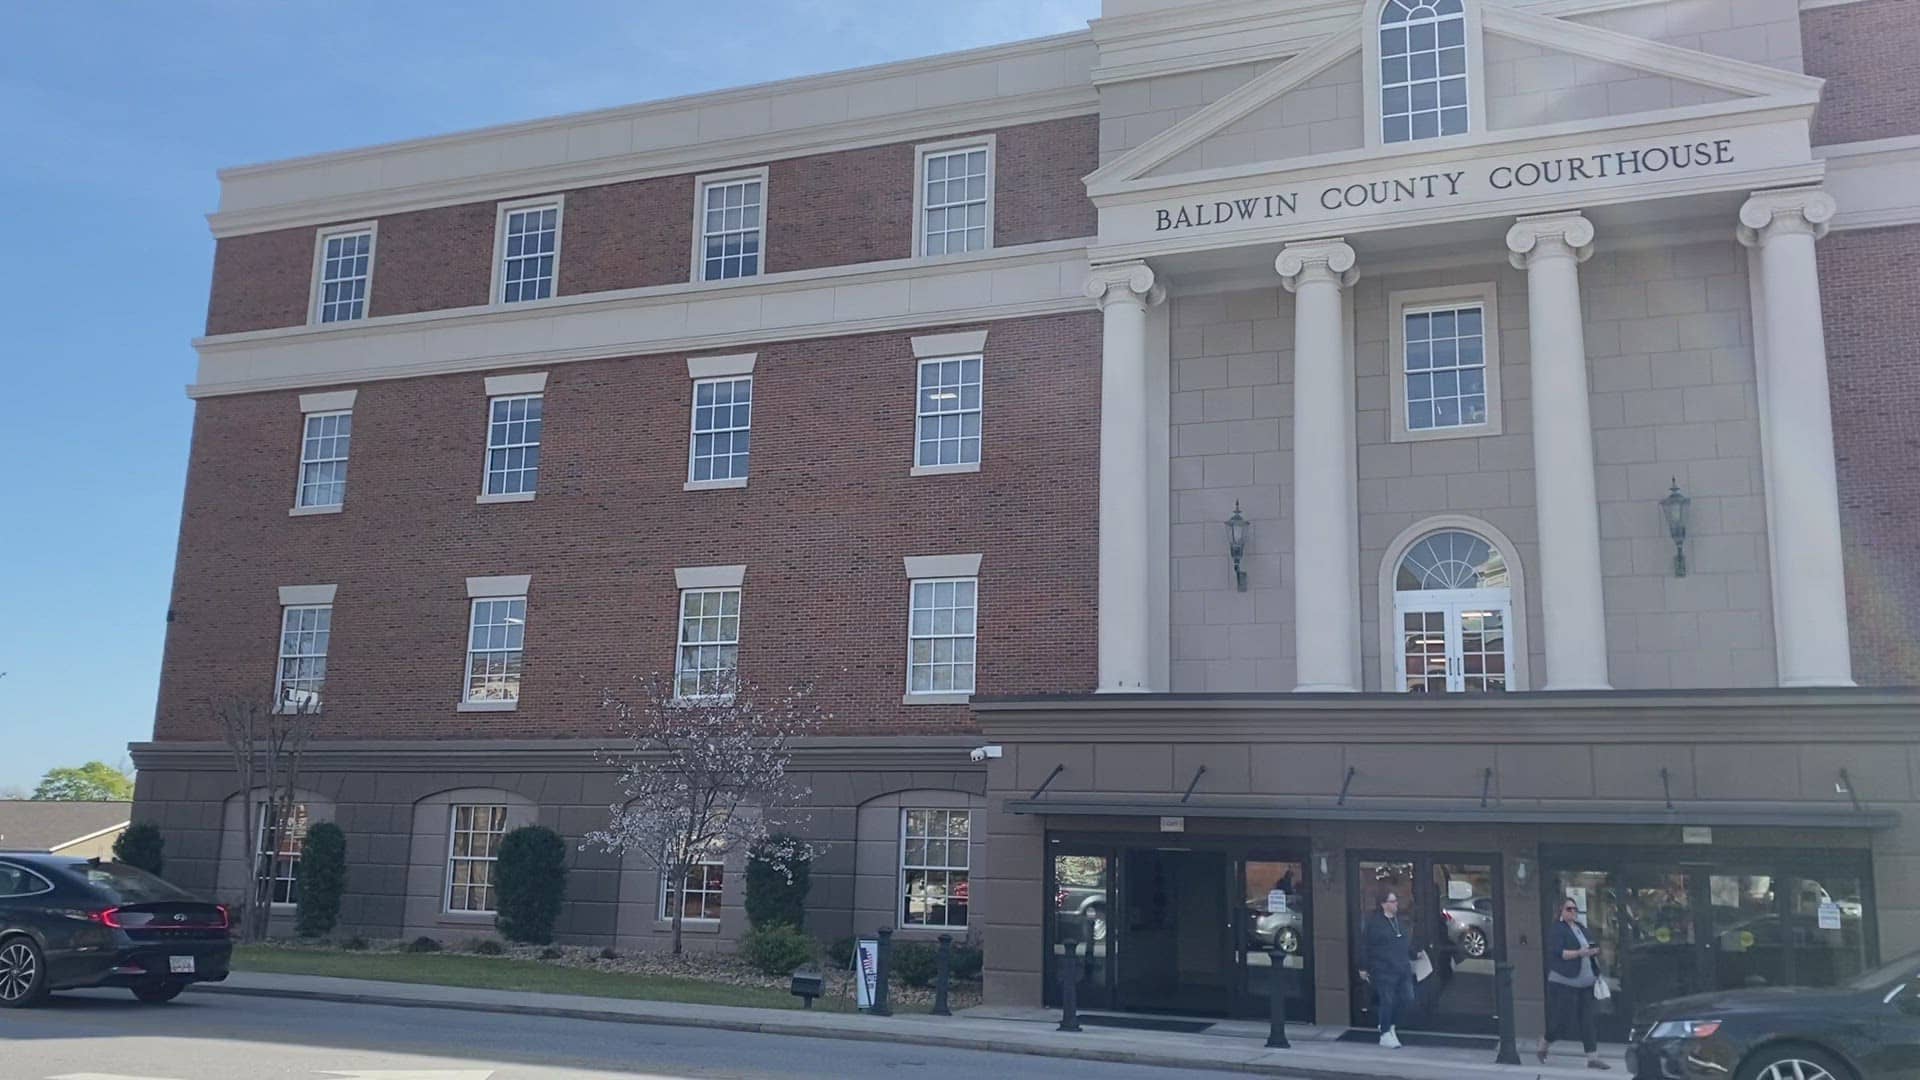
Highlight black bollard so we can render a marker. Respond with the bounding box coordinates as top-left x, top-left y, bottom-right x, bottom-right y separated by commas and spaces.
1057, 940, 1082, 1032
932, 934, 953, 1016
873, 927, 894, 1017
1493, 961, 1521, 1065
1266, 965, 1291, 1049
